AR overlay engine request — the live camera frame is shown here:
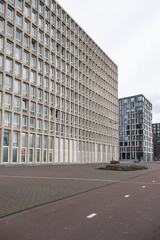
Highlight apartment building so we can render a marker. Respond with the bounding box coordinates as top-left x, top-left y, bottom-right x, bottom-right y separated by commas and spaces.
152, 123, 160, 160
0, 0, 118, 165
119, 95, 153, 162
